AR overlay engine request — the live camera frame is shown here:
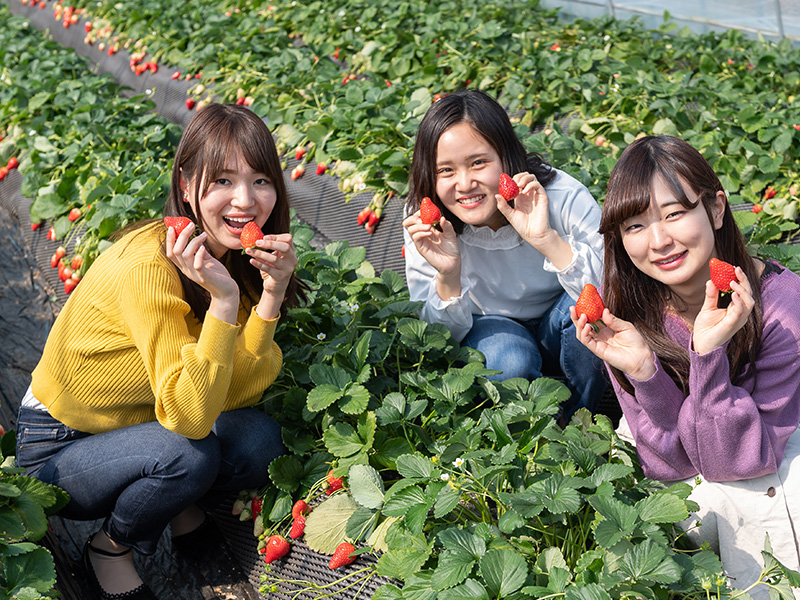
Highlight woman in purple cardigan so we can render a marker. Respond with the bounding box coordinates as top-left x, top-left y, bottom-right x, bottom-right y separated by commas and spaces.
572, 135, 800, 595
